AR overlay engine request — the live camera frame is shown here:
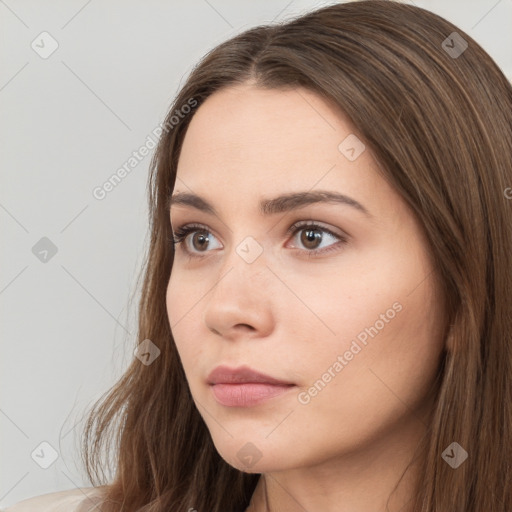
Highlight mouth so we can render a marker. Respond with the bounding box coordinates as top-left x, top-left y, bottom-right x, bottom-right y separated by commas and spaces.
209, 382, 295, 407
207, 364, 296, 407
